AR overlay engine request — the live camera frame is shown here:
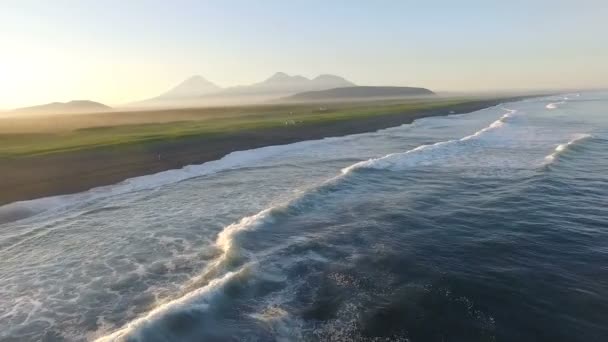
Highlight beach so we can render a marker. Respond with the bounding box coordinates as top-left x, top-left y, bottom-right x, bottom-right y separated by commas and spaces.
0, 97, 536, 205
